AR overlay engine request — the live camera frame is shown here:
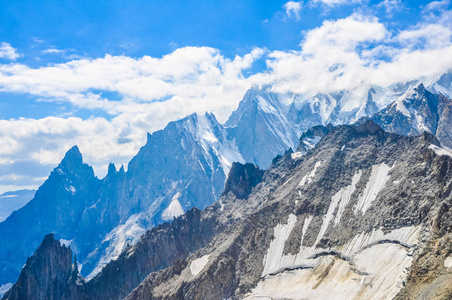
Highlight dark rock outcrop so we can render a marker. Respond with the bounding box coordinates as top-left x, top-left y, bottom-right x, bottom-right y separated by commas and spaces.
222, 162, 264, 199
2, 234, 84, 300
